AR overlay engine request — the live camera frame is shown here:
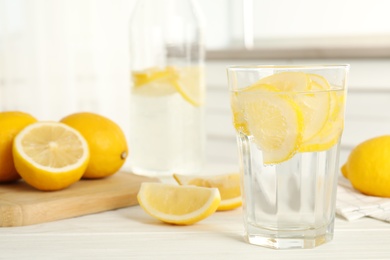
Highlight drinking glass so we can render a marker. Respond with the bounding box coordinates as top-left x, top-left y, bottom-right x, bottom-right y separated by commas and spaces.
227, 65, 349, 249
